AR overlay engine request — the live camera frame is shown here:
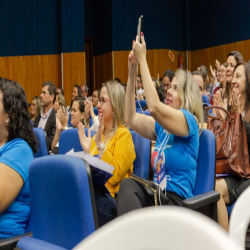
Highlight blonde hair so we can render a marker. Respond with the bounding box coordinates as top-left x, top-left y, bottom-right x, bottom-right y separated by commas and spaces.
57, 93, 66, 109
102, 81, 126, 134
176, 69, 204, 132
32, 96, 42, 116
